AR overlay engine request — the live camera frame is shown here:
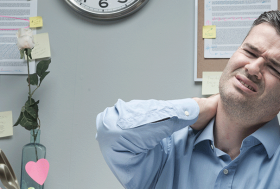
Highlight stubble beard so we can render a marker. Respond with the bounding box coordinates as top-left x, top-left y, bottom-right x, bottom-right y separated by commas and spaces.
219, 74, 262, 125
219, 74, 279, 126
